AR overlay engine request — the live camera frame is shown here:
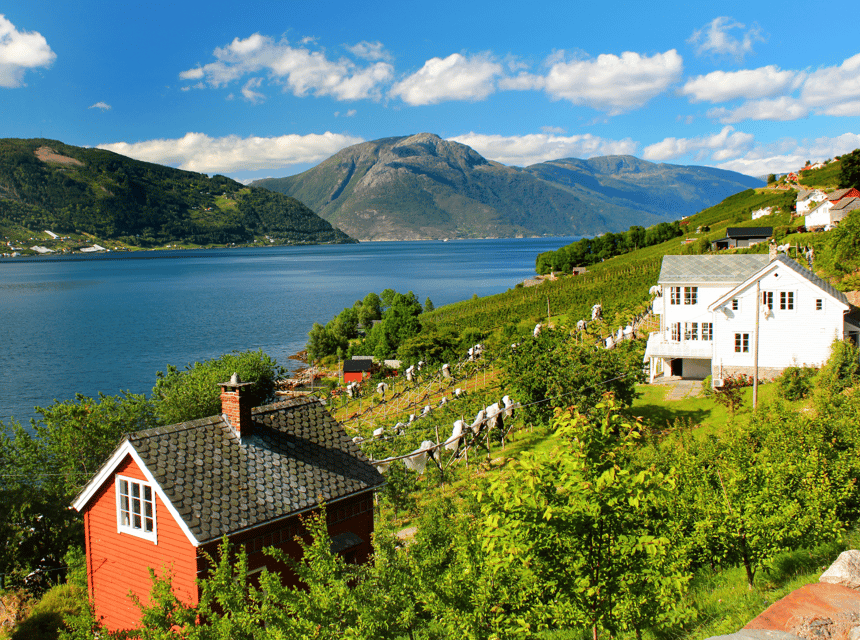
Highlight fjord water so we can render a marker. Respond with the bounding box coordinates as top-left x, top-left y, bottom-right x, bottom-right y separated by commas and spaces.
0, 238, 574, 423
